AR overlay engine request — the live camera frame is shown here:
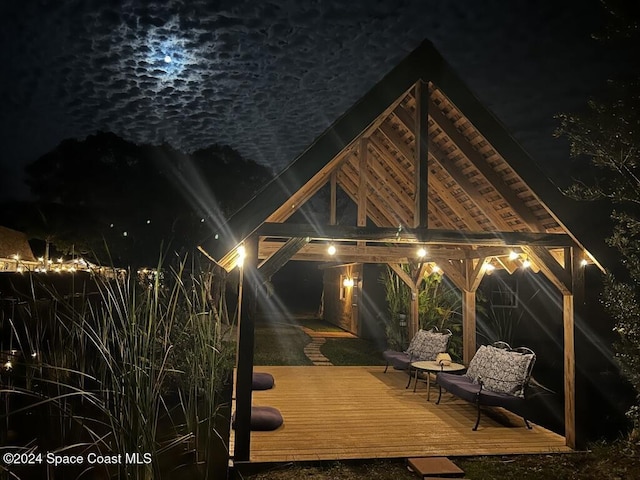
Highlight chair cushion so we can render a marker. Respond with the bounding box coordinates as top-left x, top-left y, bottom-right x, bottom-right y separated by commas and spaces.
232, 406, 284, 431
383, 350, 411, 370
465, 345, 534, 397
252, 372, 275, 390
